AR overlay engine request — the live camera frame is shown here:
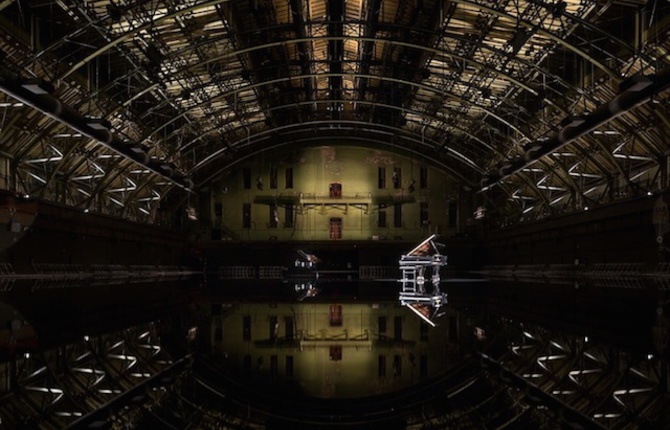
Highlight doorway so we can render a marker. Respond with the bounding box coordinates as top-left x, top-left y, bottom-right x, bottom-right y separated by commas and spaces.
330, 217, 342, 240
329, 182, 342, 198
